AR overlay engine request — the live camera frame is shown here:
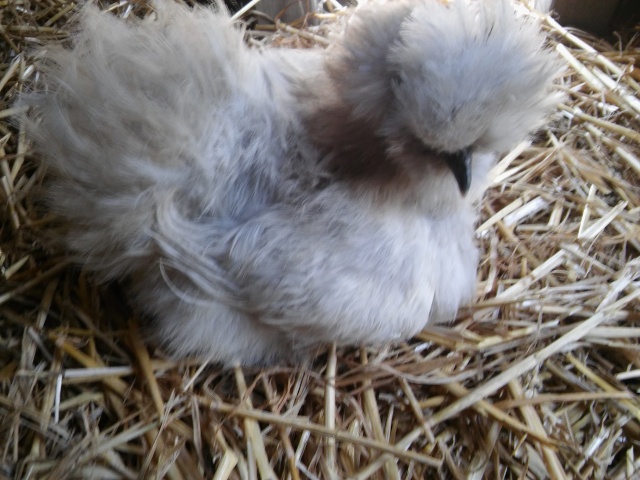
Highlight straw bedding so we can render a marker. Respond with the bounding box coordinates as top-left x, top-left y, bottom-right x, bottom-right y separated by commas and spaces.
1, 1, 638, 478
